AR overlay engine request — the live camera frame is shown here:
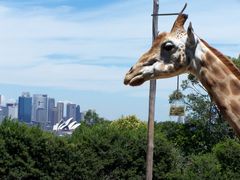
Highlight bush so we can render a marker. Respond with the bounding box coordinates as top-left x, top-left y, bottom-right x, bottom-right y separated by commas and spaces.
71, 116, 181, 179
2, 117, 239, 179
182, 154, 222, 180
213, 139, 240, 179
